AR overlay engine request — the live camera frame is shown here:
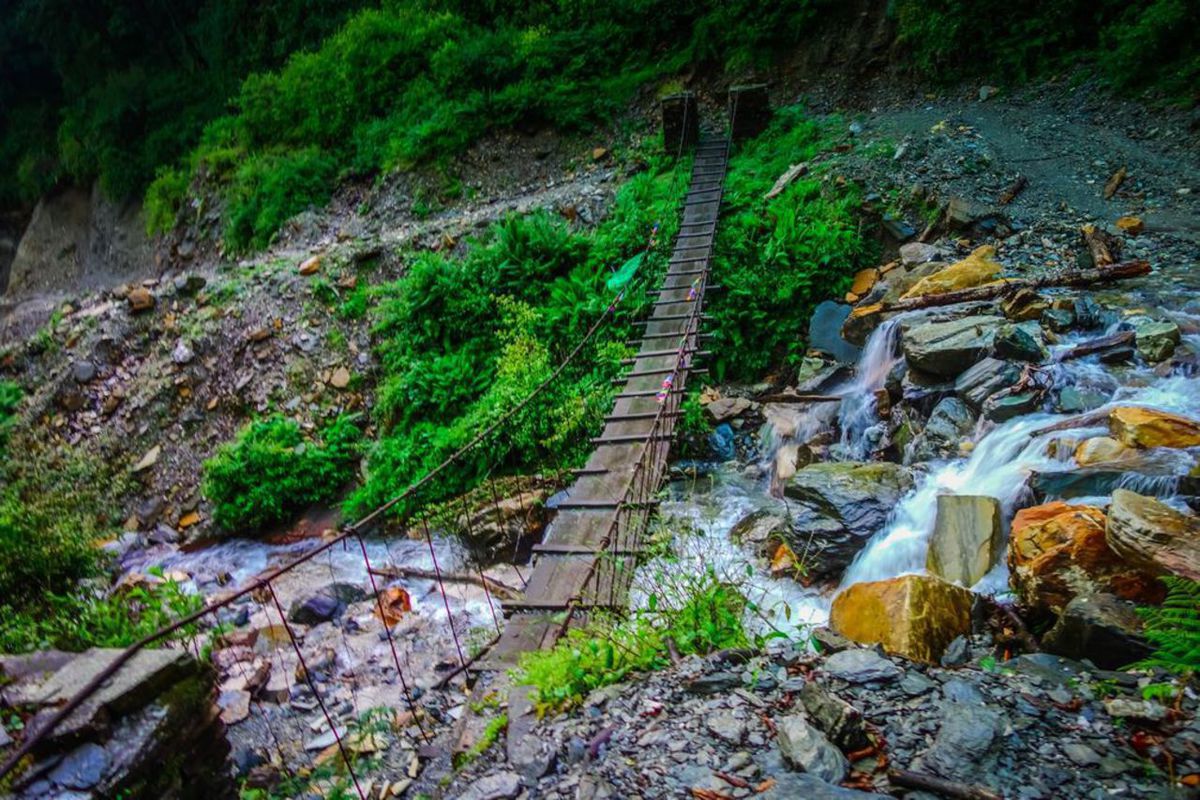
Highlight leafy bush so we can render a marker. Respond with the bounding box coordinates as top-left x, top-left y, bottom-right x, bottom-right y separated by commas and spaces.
0, 379, 20, 450
0, 573, 203, 653
203, 414, 363, 533
516, 568, 748, 714
707, 105, 872, 380
346, 157, 685, 519
144, 166, 189, 235
1131, 576, 1200, 675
